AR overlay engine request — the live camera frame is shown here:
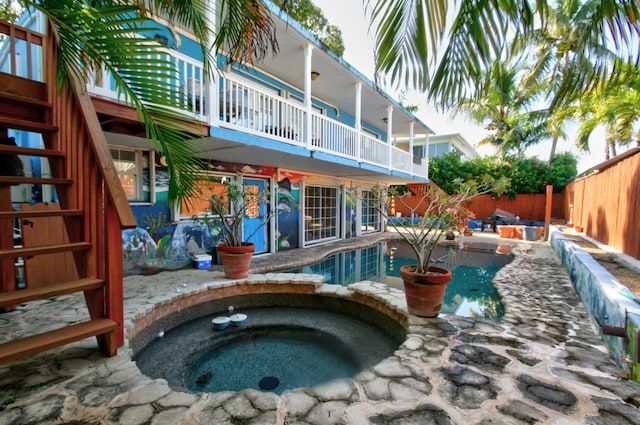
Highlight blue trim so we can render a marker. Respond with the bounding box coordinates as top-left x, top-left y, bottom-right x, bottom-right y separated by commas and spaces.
209, 128, 310, 156
310, 151, 360, 167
